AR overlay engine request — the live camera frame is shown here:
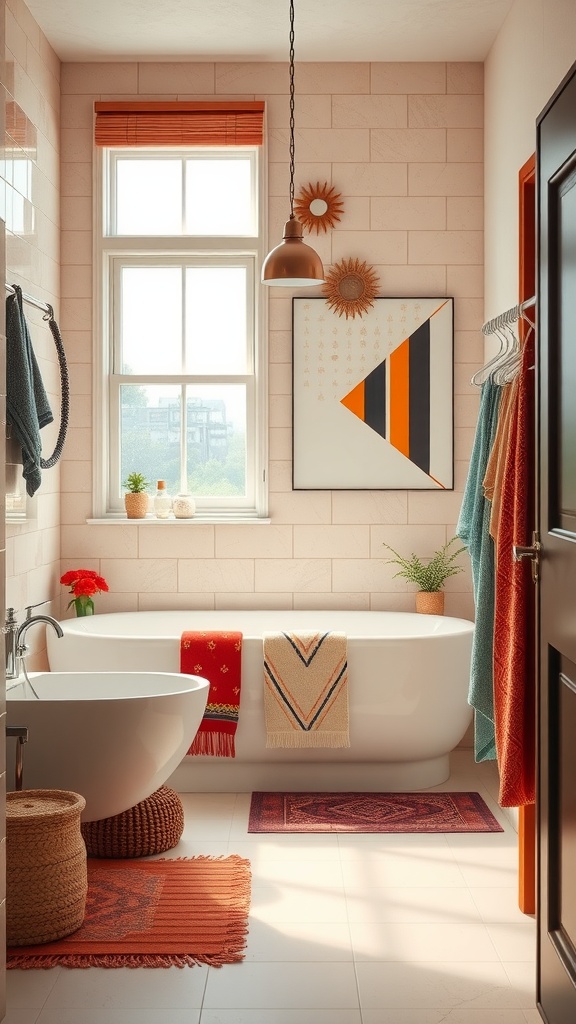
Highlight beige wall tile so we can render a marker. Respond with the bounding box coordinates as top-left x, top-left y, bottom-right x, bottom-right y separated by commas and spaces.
448, 265, 484, 297
409, 94, 484, 129
371, 128, 446, 162
297, 63, 370, 94
61, 524, 138, 558
268, 491, 332, 525
269, 330, 291, 363
334, 162, 408, 197
371, 196, 446, 231
371, 63, 446, 95
370, 523, 447, 559
380, 264, 447, 295
332, 229, 407, 265
407, 489, 465, 525
215, 592, 292, 610
294, 525, 370, 558
178, 558, 254, 593
332, 491, 408, 525
138, 62, 215, 94
447, 62, 484, 95
332, 94, 407, 128
269, 127, 370, 163
61, 195, 92, 231
268, 460, 293, 492
409, 163, 484, 196
455, 297, 485, 331
216, 62, 286, 94
269, 362, 292, 395
409, 230, 483, 265
447, 128, 484, 162
268, 393, 292, 429
447, 196, 484, 230
61, 229, 93, 264
255, 558, 331, 593
139, 593, 215, 610
61, 62, 138, 94
101, 558, 178, 593
293, 592, 370, 610
61, 264, 92, 299
269, 427, 292, 460
61, 162, 92, 197
265, 93, 332, 129
138, 524, 215, 559
215, 525, 293, 559
60, 128, 94, 163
